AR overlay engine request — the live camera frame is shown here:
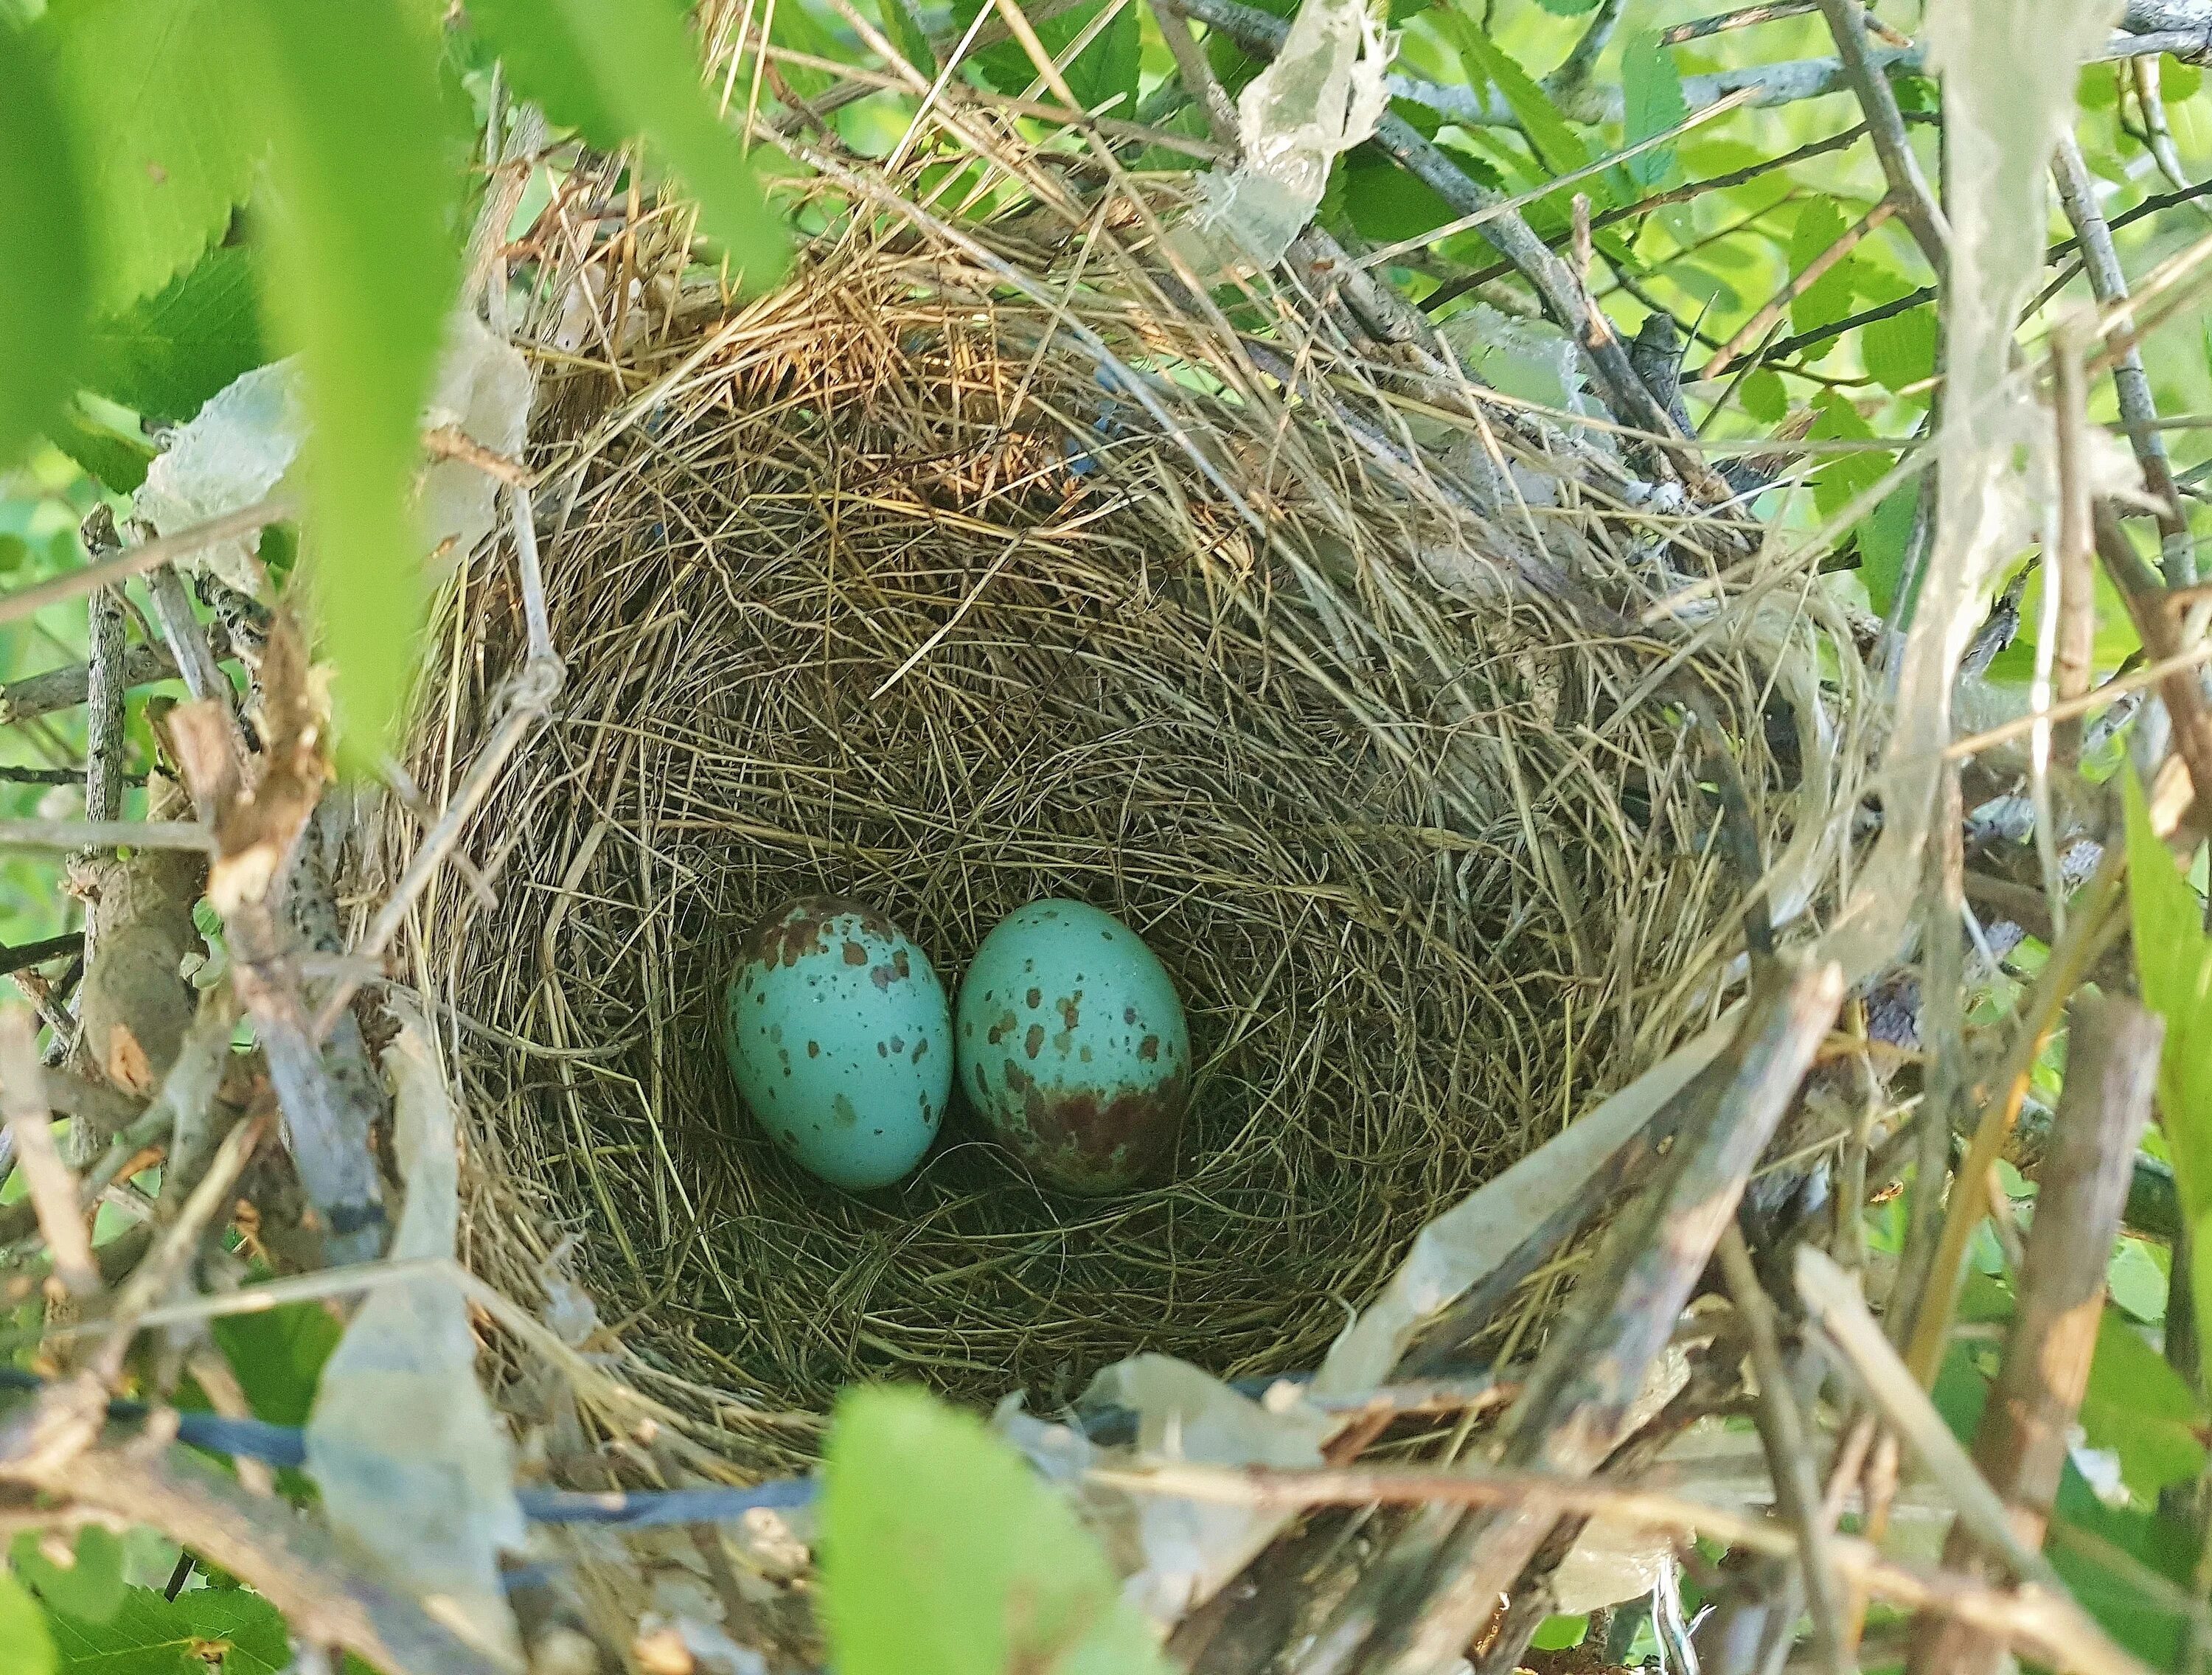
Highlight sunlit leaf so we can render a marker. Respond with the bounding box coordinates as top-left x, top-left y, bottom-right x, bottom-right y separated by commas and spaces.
1807, 389, 1889, 522
0, 1566, 58, 1675
38, 0, 269, 314
467, 0, 789, 285
2080, 1310, 2206, 1500
1862, 304, 1936, 397
2124, 769, 2212, 1365
946, 0, 1143, 119
0, 19, 88, 468
85, 245, 265, 423
1788, 196, 1860, 359
10, 1528, 124, 1625
1620, 27, 1686, 189
1738, 369, 1788, 425
246, 0, 461, 751
822, 1386, 1172, 1675
1443, 13, 1591, 178
46, 1585, 288, 1675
